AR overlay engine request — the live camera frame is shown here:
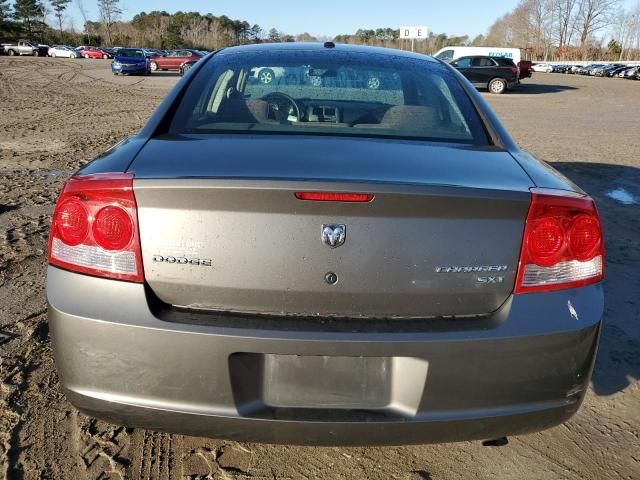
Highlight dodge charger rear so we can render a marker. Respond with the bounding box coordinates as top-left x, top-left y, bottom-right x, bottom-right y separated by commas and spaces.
47, 43, 604, 445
